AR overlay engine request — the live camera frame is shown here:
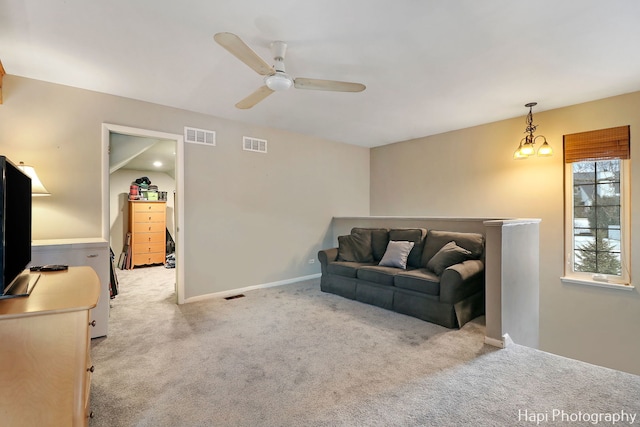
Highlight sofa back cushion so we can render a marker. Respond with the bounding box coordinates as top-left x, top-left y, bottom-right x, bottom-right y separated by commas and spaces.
388, 228, 427, 268
351, 227, 389, 261
421, 230, 484, 268
337, 229, 373, 263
